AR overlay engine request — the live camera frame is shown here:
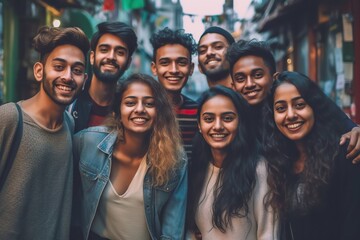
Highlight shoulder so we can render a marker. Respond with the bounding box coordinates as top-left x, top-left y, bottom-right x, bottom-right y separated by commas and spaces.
0, 102, 19, 125
75, 126, 113, 138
